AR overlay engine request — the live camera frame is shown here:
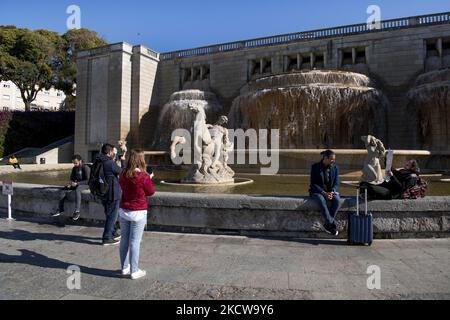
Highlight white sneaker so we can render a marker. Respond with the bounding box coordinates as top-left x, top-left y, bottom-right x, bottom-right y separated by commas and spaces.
131, 269, 146, 280
121, 266, 130, 276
